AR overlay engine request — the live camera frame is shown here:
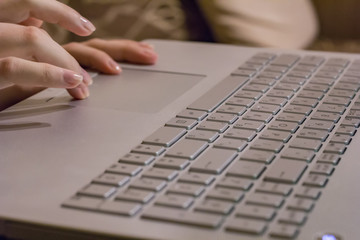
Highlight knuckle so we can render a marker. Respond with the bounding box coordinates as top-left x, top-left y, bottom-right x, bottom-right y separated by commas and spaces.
22, 26, 44, 45
0, 57, 18, 79
40, 64, 55, 85
63, 42, 81, 50
86, 38, 104, 46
